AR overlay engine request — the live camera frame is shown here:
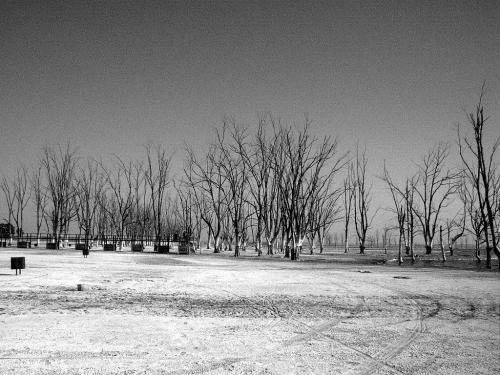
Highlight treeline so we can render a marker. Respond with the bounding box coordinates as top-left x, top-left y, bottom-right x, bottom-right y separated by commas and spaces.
1, 91, 499, 267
